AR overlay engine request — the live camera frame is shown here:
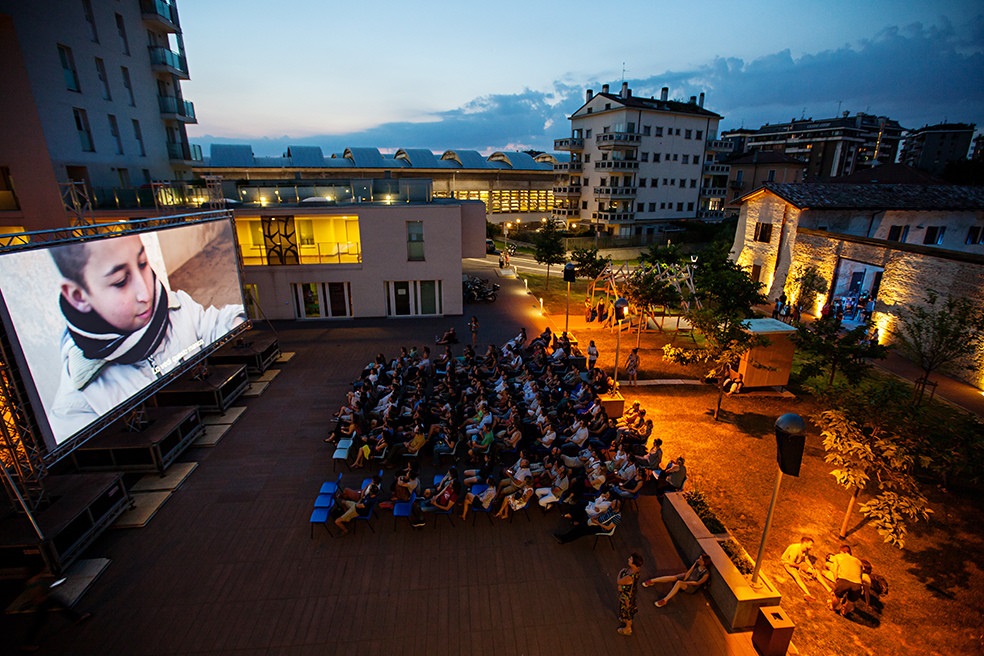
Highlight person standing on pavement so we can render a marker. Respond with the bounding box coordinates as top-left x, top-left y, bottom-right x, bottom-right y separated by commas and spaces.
625, 348, 641, 386
587, 340, 599, 370
469, 316, 479, 346
617, 552, 644, 636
